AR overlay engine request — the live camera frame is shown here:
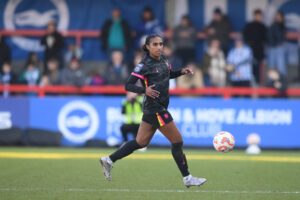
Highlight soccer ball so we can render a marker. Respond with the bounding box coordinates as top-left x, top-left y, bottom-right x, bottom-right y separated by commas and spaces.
213, 131, 235, 152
